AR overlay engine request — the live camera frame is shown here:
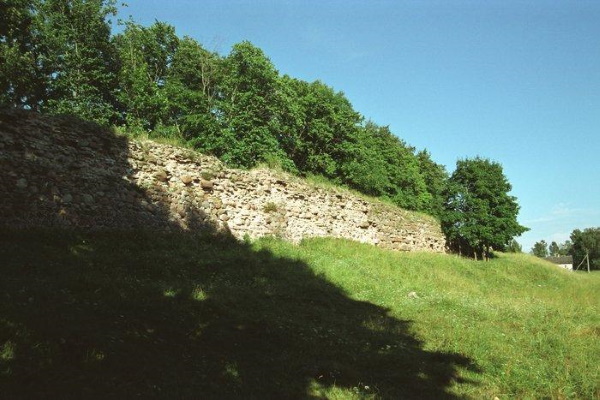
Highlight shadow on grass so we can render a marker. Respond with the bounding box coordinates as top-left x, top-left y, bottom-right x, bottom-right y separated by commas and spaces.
0, 111, 479, 398
0, 231, 479, 399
